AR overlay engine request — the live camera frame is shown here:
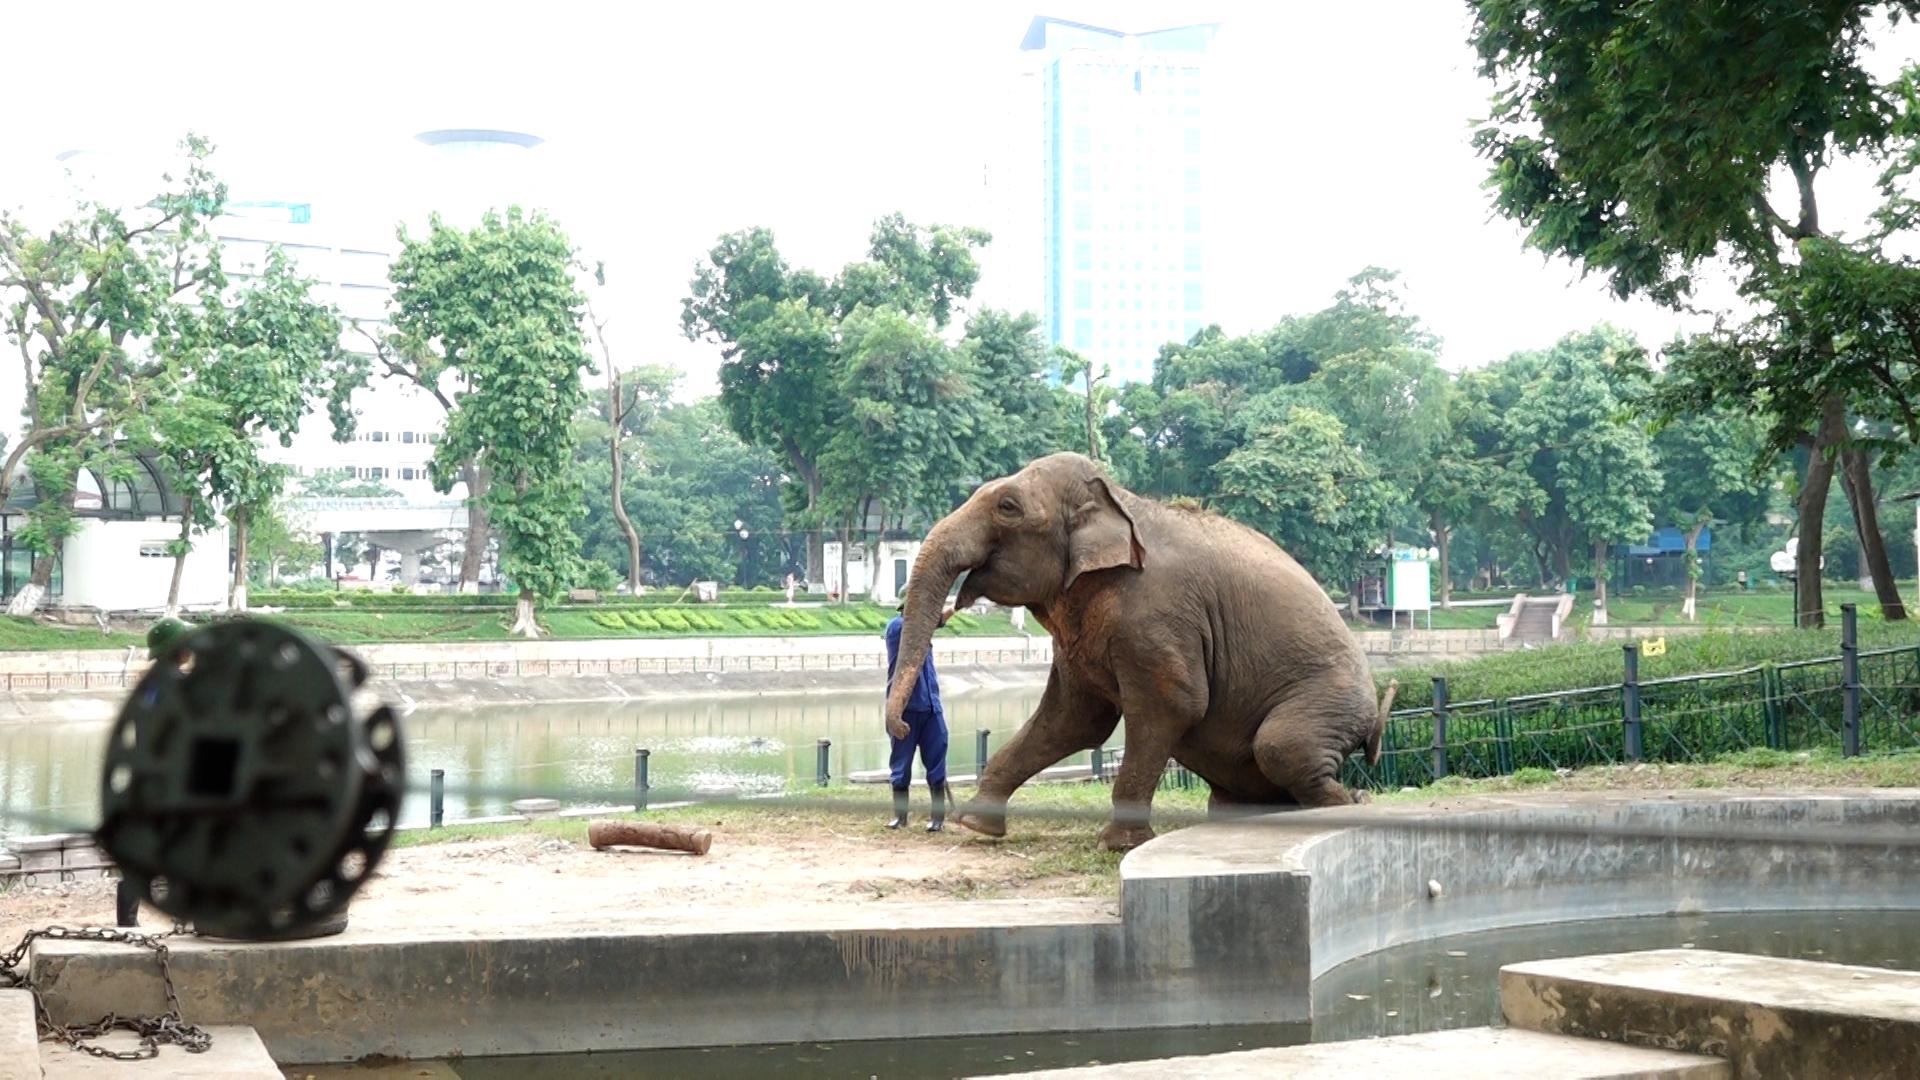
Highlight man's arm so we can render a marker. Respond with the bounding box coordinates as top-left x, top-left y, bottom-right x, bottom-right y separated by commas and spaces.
884, 621, 901, 683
